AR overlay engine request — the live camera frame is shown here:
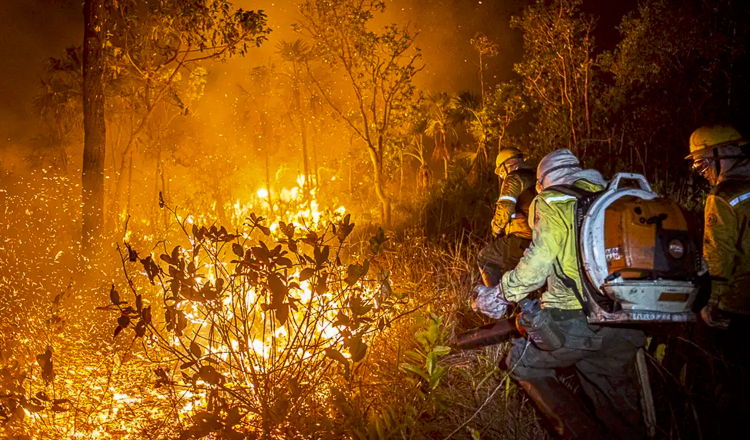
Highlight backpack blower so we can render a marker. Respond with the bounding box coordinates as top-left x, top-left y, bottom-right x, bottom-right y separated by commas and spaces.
457, 173, 702, 349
